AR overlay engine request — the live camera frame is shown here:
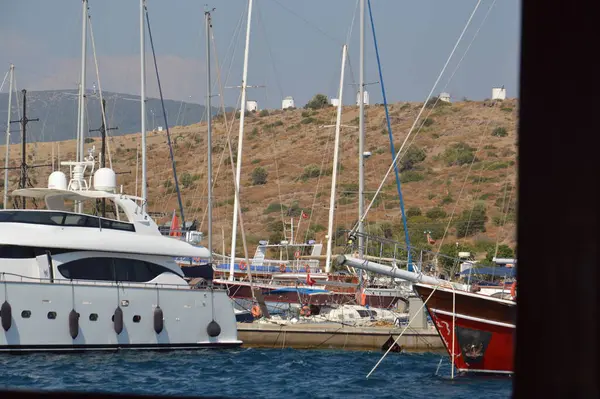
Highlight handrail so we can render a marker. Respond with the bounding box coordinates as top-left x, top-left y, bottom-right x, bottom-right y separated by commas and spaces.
0, 271, 225, 292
